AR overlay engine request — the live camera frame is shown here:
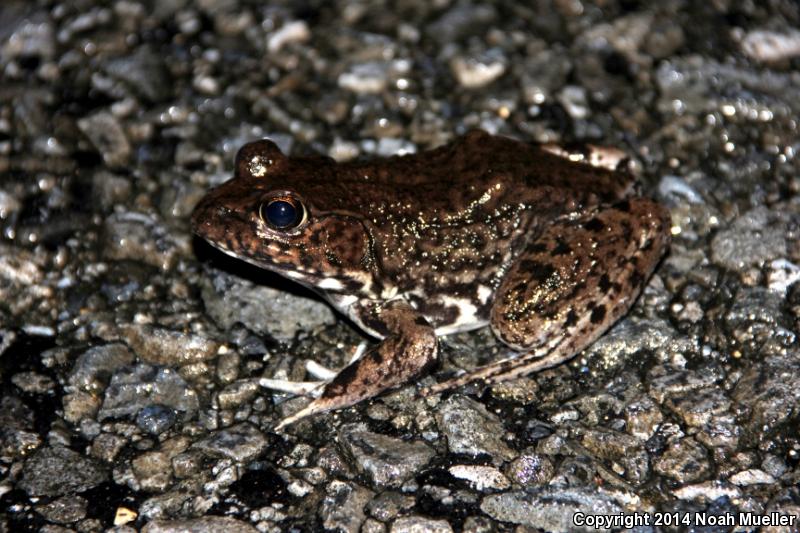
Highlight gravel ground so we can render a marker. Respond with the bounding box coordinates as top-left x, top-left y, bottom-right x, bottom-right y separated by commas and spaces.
2, 1, 800, 532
